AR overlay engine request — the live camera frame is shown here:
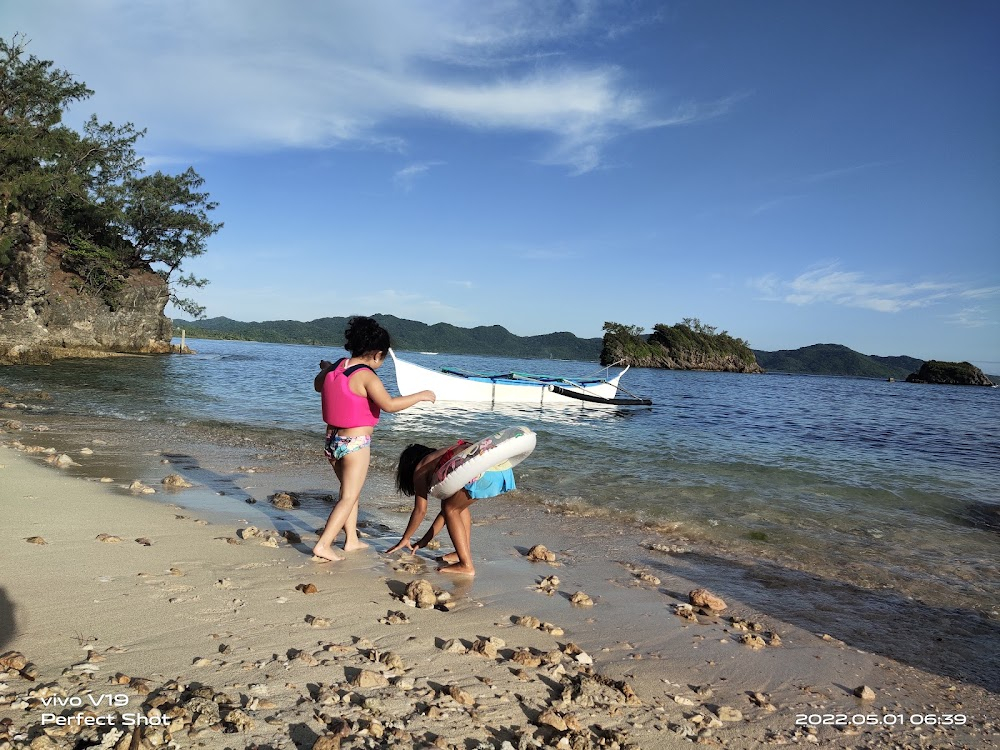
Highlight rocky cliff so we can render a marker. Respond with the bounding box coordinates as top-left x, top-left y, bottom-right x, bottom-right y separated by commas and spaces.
0, 215, 173, 364
601, 321, 764, 373
905, 361, 994, 386
605, 344, 764, 373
